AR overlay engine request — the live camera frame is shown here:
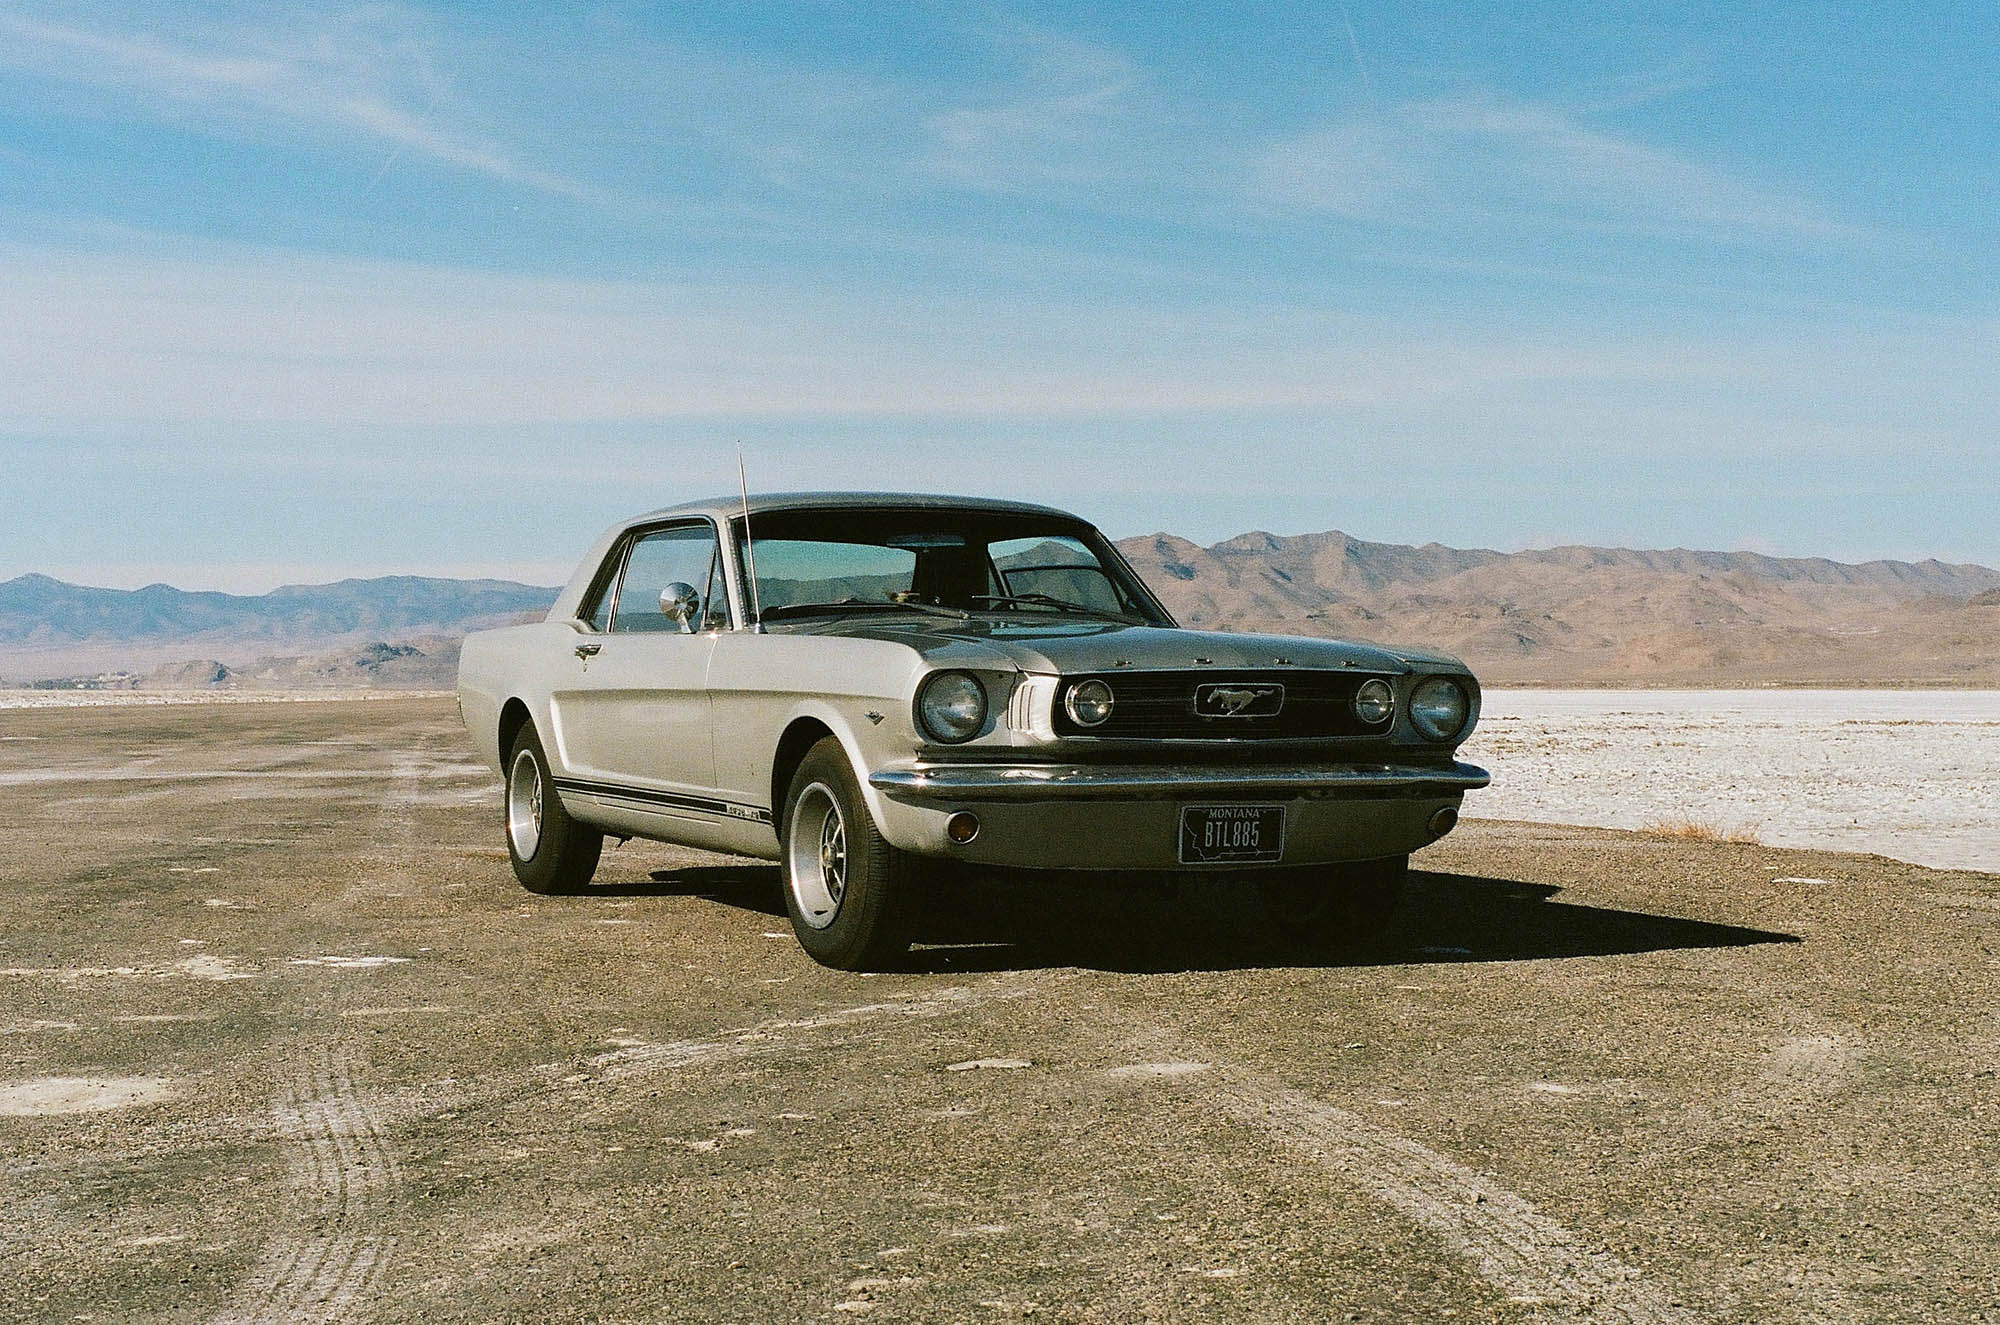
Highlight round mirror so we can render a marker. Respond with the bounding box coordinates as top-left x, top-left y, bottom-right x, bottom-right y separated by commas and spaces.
659, 582, 701, 632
